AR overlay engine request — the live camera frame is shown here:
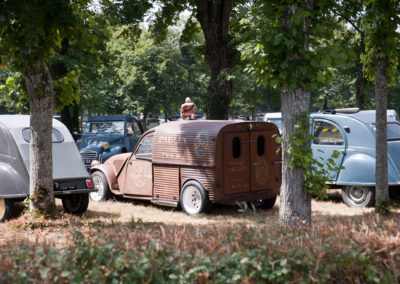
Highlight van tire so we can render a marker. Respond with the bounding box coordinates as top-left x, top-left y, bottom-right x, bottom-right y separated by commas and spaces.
342, 186, 375, 207
248, 195, 277, 210
180, 181, 211, 215
62, 193, 89, 215
90, 171, 111, 202
0, 198, 13, 222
